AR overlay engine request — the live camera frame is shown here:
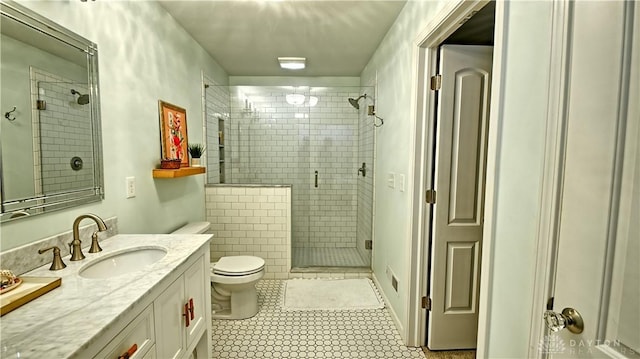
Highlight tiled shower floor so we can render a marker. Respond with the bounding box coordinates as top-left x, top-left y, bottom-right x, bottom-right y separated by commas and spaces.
211, 280, 426, 358
292, 247, 370, 268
